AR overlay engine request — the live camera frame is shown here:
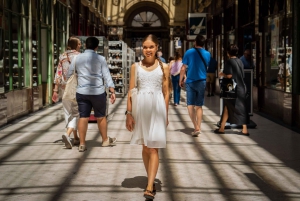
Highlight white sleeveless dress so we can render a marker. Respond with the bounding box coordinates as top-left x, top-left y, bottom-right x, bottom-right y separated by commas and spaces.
130, 62, 167, 148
